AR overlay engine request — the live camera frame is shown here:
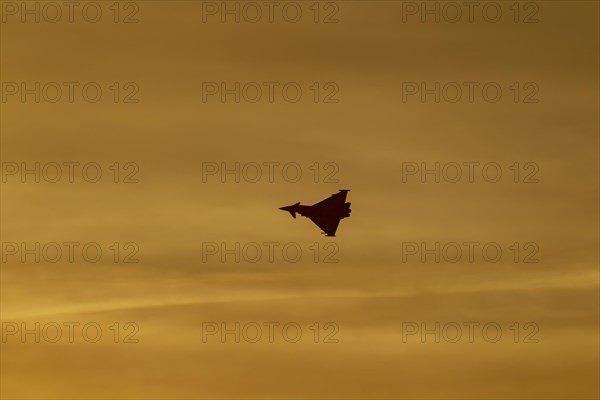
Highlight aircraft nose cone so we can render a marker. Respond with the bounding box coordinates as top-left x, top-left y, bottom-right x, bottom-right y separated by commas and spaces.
279, 204, 298, 218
